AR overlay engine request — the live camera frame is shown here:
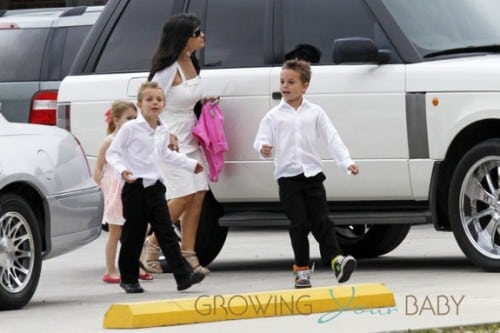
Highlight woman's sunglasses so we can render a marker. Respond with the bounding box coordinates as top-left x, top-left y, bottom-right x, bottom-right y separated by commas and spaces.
192, 28, 202, 38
